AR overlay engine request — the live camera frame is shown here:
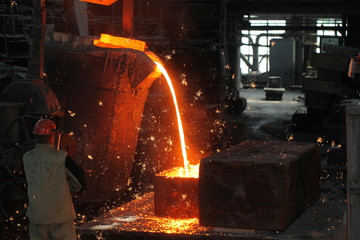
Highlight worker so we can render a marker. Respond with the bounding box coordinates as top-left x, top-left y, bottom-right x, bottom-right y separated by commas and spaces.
23, 118, 84, 240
